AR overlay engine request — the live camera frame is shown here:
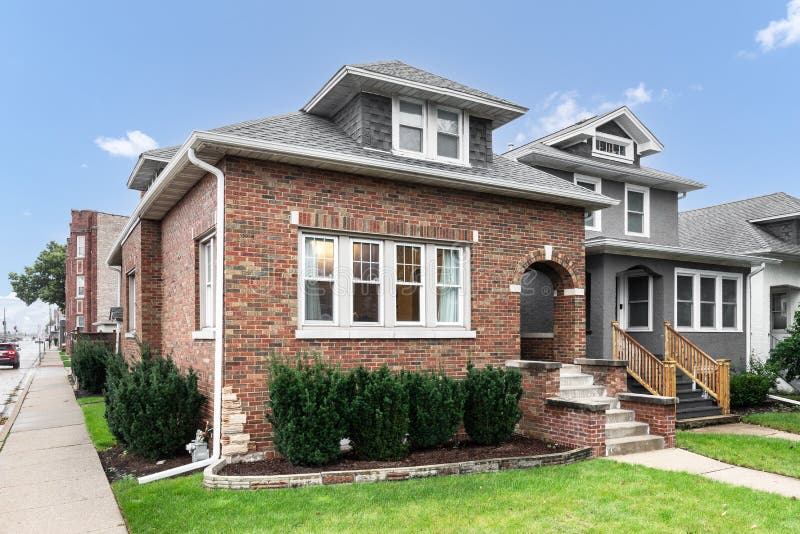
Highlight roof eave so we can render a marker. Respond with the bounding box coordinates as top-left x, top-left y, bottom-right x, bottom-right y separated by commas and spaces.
586, 237, 780, 266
